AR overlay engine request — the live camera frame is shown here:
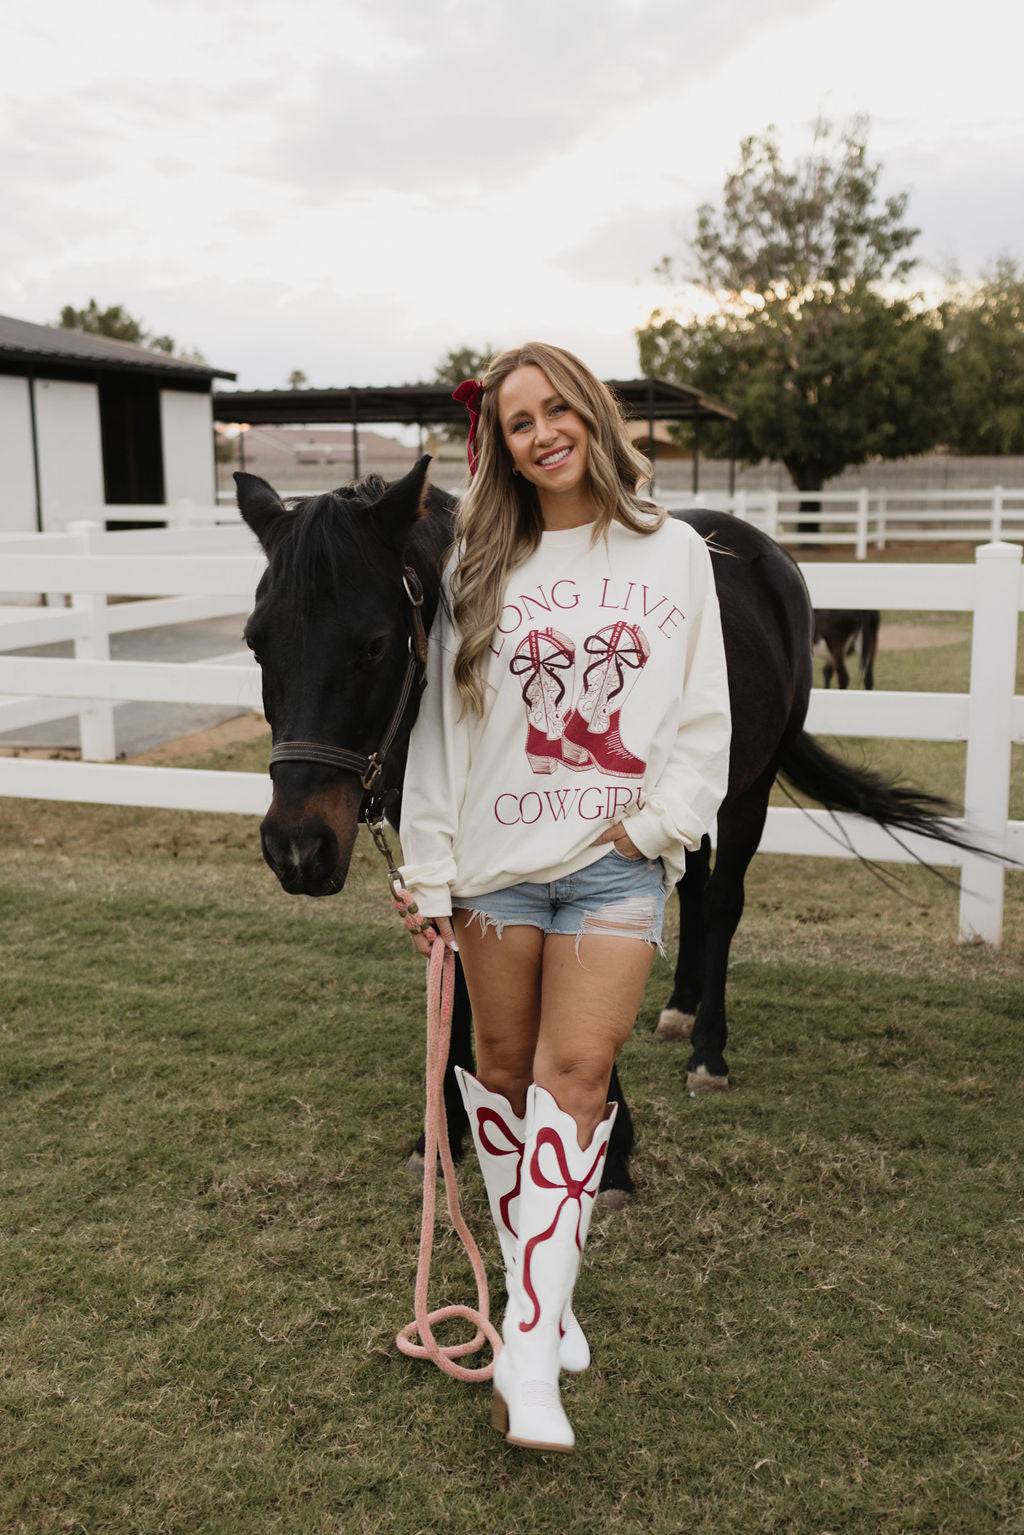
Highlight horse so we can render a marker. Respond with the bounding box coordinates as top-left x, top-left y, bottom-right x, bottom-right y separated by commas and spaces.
813, 609, 880, 689
235, 456, 970, 1185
